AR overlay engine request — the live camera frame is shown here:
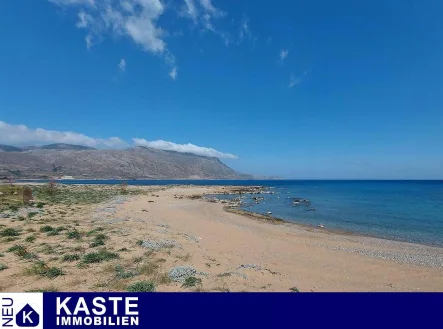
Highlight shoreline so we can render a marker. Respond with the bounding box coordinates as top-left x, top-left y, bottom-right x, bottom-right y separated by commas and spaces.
223, 206, 443, 251
7, 181, 443, 251
1, 183, 442, 292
